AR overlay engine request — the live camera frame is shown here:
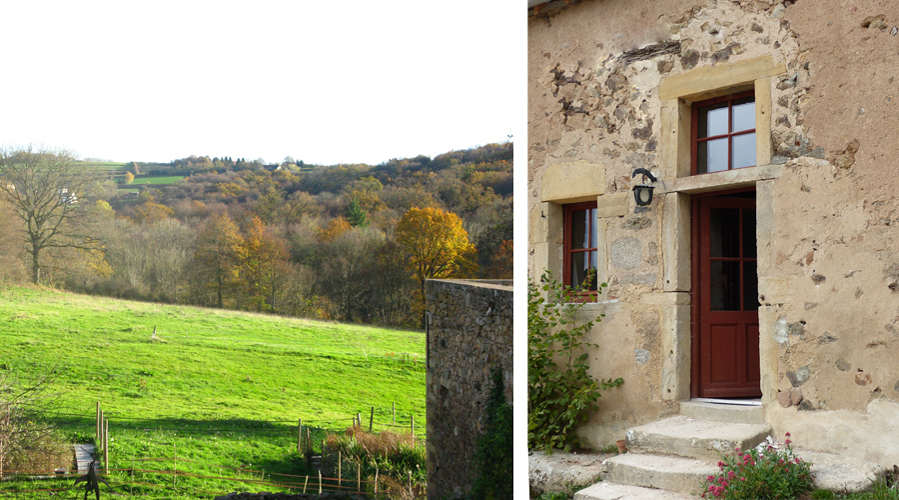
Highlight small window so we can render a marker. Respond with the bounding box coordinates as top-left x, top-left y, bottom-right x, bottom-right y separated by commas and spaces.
692, 91, 756, 174
563, 201, 598, 292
